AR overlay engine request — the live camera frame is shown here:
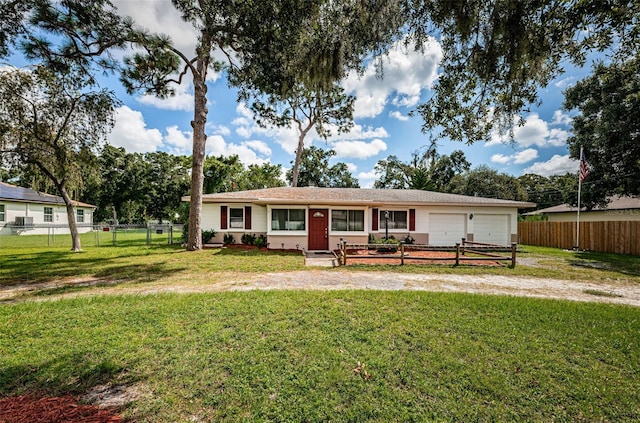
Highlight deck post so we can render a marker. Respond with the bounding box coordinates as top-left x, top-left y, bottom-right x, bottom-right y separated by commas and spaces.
455, 243, 460, 266
511, 242, 517, 268
400, 241, 405, 265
